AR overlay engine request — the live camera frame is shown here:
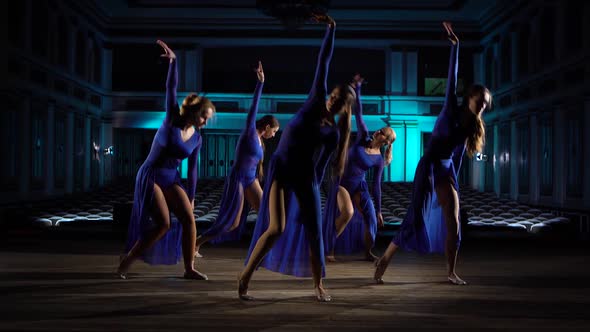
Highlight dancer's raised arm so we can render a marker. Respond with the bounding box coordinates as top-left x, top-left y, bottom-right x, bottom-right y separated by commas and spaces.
441, 21, 459, 118
350, 74, 369, 144
246, 61, 265, 131
157, 40, 178, 123
305, 14, 336, 107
